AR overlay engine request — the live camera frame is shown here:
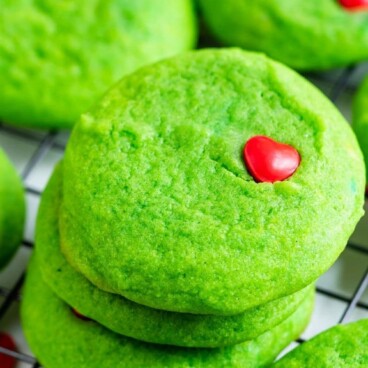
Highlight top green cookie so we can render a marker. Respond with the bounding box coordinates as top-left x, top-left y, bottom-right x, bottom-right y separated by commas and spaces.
60, 48, 364, 315
199, 0, 368, 71
274, 319, 368, 367
0, 0, 196, 129
0, 149, 25, 269
353, 76, 368, 182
